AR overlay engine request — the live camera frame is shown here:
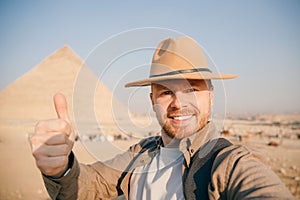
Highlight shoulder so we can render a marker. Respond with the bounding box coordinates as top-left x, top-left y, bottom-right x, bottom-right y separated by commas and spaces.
215, 144, 267, 170
213, 144, 266, 177
217, 144, 263, 161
